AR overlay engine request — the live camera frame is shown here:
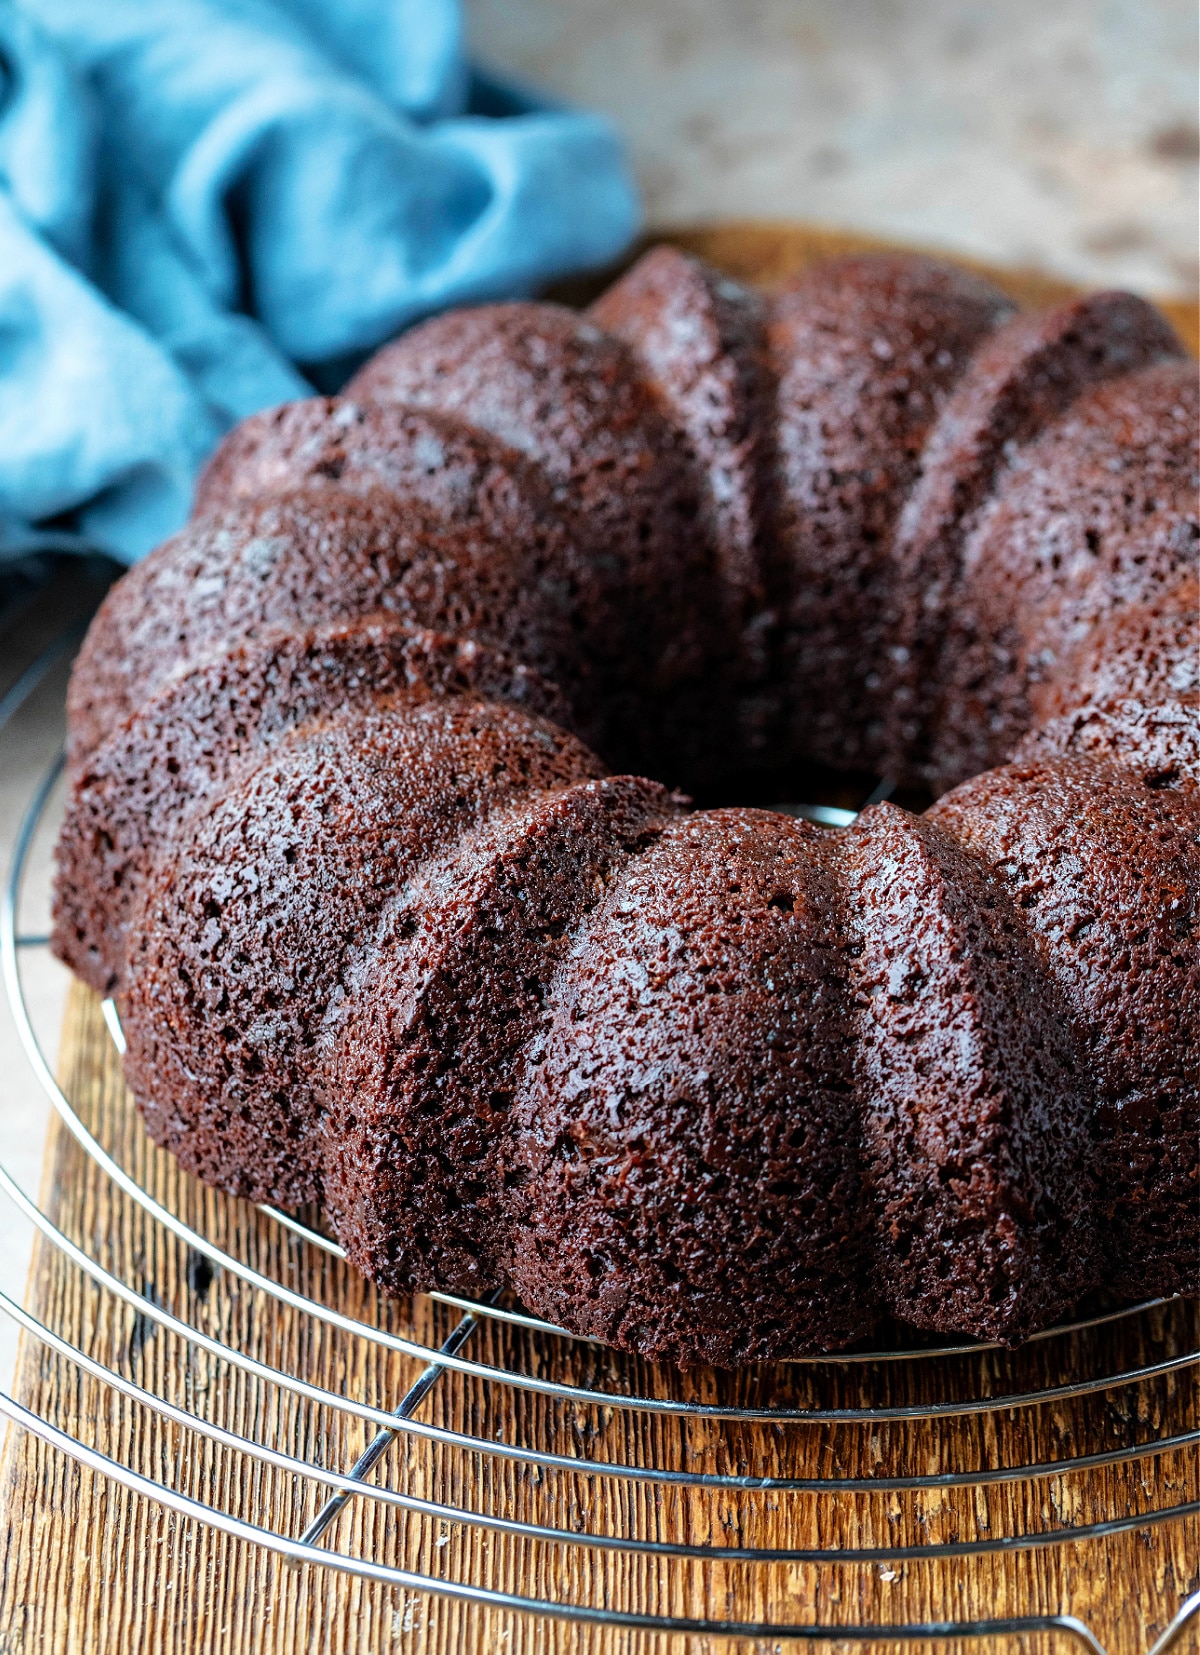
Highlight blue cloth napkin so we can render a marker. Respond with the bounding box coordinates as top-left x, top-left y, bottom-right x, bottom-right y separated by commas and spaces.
0, 0, 639, 563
